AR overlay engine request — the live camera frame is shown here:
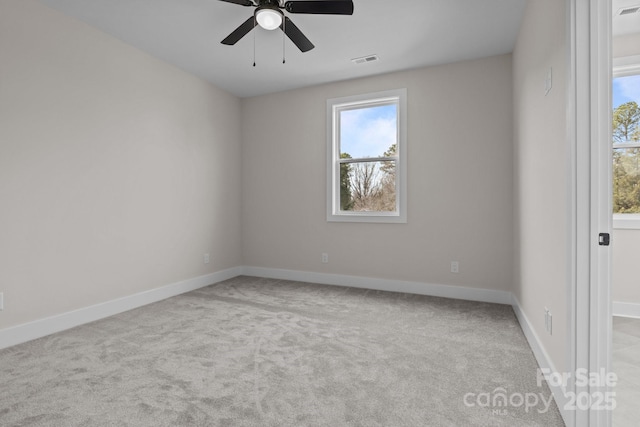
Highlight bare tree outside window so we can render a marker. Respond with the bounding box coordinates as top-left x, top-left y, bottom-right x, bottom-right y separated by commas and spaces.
612, 98, 640, 213
341, 144, 396, 212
